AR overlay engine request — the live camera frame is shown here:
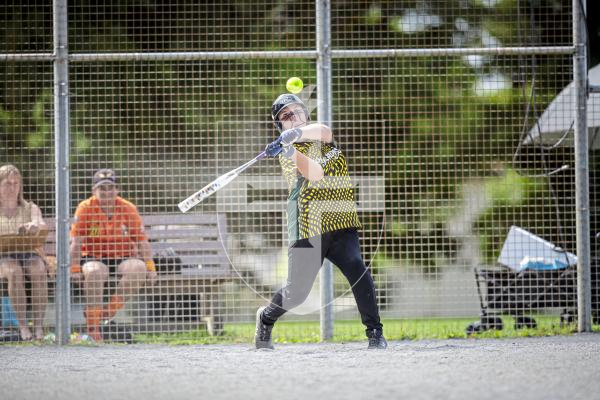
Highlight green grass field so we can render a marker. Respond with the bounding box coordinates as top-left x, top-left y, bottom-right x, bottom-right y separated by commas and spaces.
134, 315, 596, 345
